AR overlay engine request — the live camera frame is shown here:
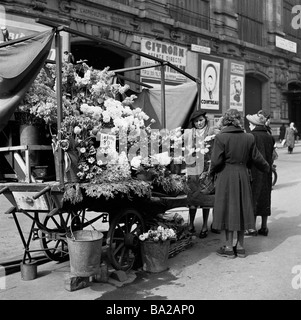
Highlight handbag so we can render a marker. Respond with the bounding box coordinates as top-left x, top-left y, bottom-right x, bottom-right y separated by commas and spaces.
199, 163, 215, 195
